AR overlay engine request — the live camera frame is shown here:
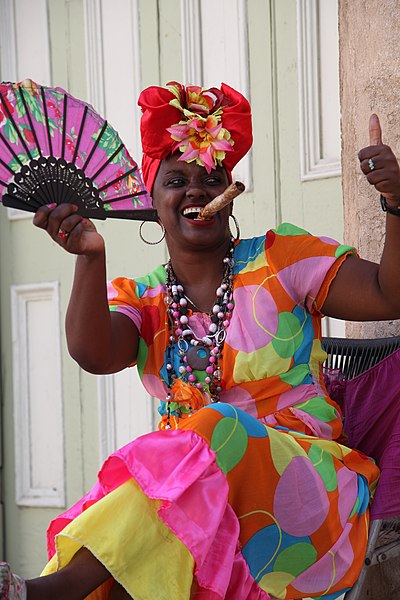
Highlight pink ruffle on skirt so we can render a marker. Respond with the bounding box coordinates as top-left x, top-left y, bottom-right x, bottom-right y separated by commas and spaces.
47, 429, 270, 599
